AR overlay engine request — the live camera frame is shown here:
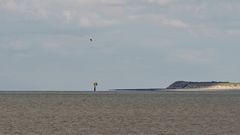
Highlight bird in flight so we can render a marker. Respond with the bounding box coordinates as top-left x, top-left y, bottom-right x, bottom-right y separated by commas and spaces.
90, 38, 93, 42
